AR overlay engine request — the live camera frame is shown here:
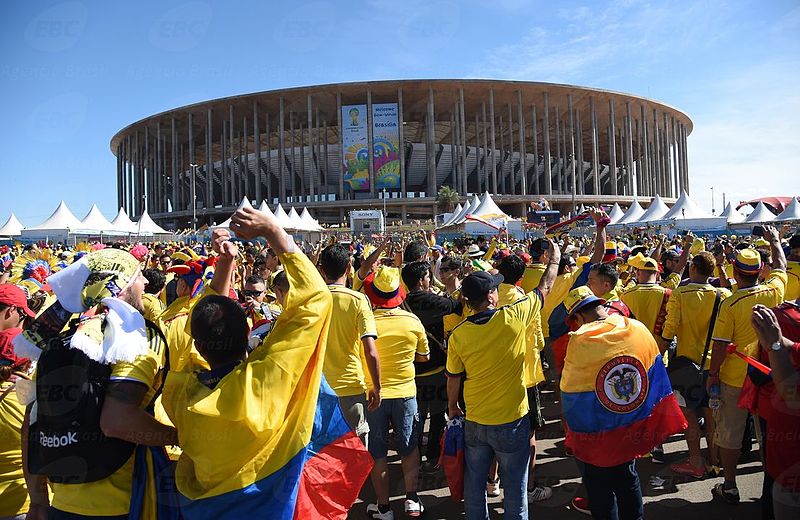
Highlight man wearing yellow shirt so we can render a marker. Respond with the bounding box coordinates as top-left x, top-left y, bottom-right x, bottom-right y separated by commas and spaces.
447, 239, 560, 518
362, 266, 429, 518
18, 248, 187, 520
620, 257, 671, 342
495, 254, 552, 503
318, 244, 382, 446
708, 226, 787, 504
662, 251, 730, 479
